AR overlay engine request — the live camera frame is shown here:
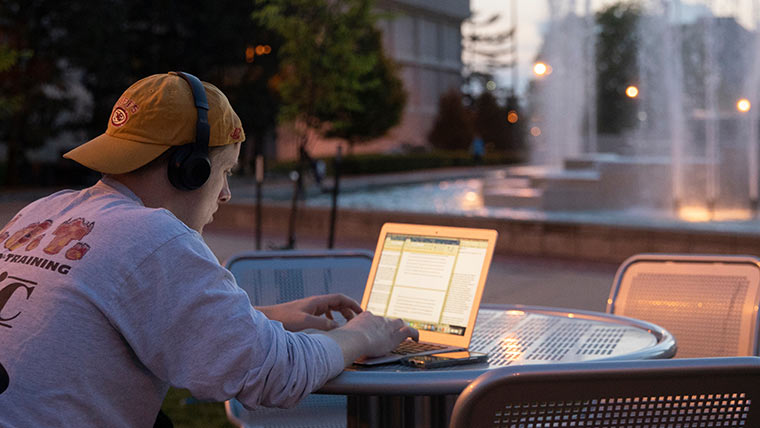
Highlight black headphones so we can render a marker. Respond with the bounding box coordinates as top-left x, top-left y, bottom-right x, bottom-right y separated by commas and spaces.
167, 71, 212, 191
